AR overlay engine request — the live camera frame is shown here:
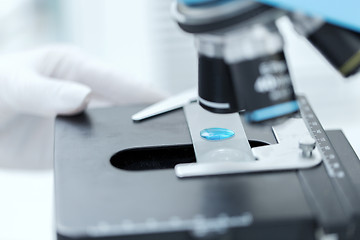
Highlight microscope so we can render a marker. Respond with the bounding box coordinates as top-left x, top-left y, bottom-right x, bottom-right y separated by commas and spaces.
54, 1, 360, 240
172, 0, 360, 118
